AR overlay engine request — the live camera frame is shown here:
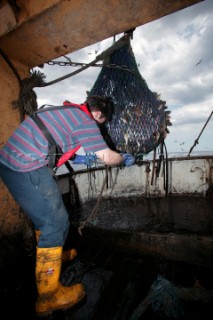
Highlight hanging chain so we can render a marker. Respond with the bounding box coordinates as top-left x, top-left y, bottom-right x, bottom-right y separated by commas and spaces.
45, 57, 142, 78
47, 57, 101, 68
